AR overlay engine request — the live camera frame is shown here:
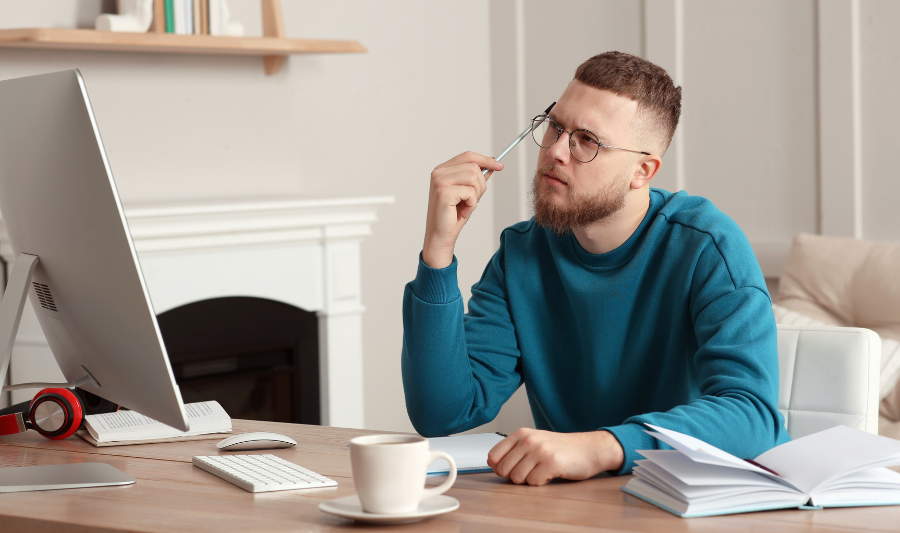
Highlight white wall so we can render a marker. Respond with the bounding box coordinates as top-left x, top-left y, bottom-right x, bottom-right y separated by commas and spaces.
861, 0, 900, 241
681, 0, 818, 251
0, 0, 496, 433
